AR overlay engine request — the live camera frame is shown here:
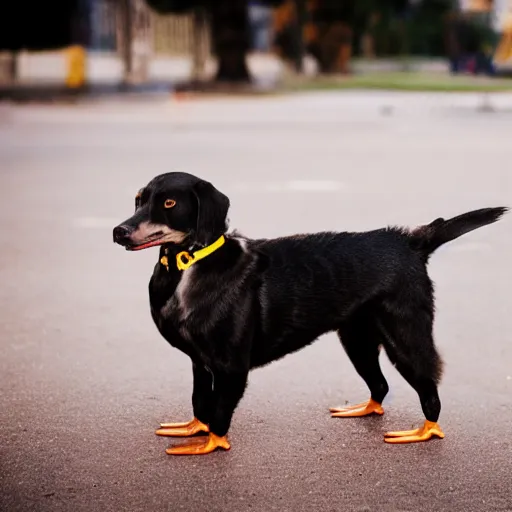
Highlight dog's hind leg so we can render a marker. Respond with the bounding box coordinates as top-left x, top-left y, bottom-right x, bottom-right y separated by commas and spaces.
330, 306, 389, 418
378, 296, 445, 444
